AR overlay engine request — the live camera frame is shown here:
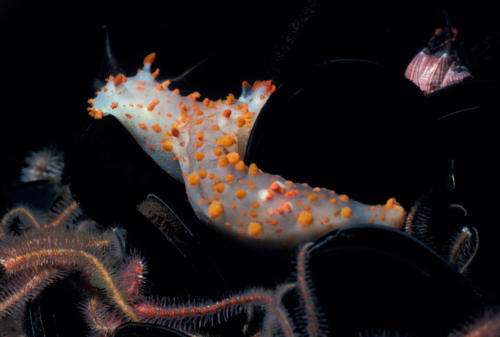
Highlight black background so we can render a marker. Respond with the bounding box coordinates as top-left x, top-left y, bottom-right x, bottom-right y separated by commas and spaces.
1, 2, 498, 170
1, 2, 500, 336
